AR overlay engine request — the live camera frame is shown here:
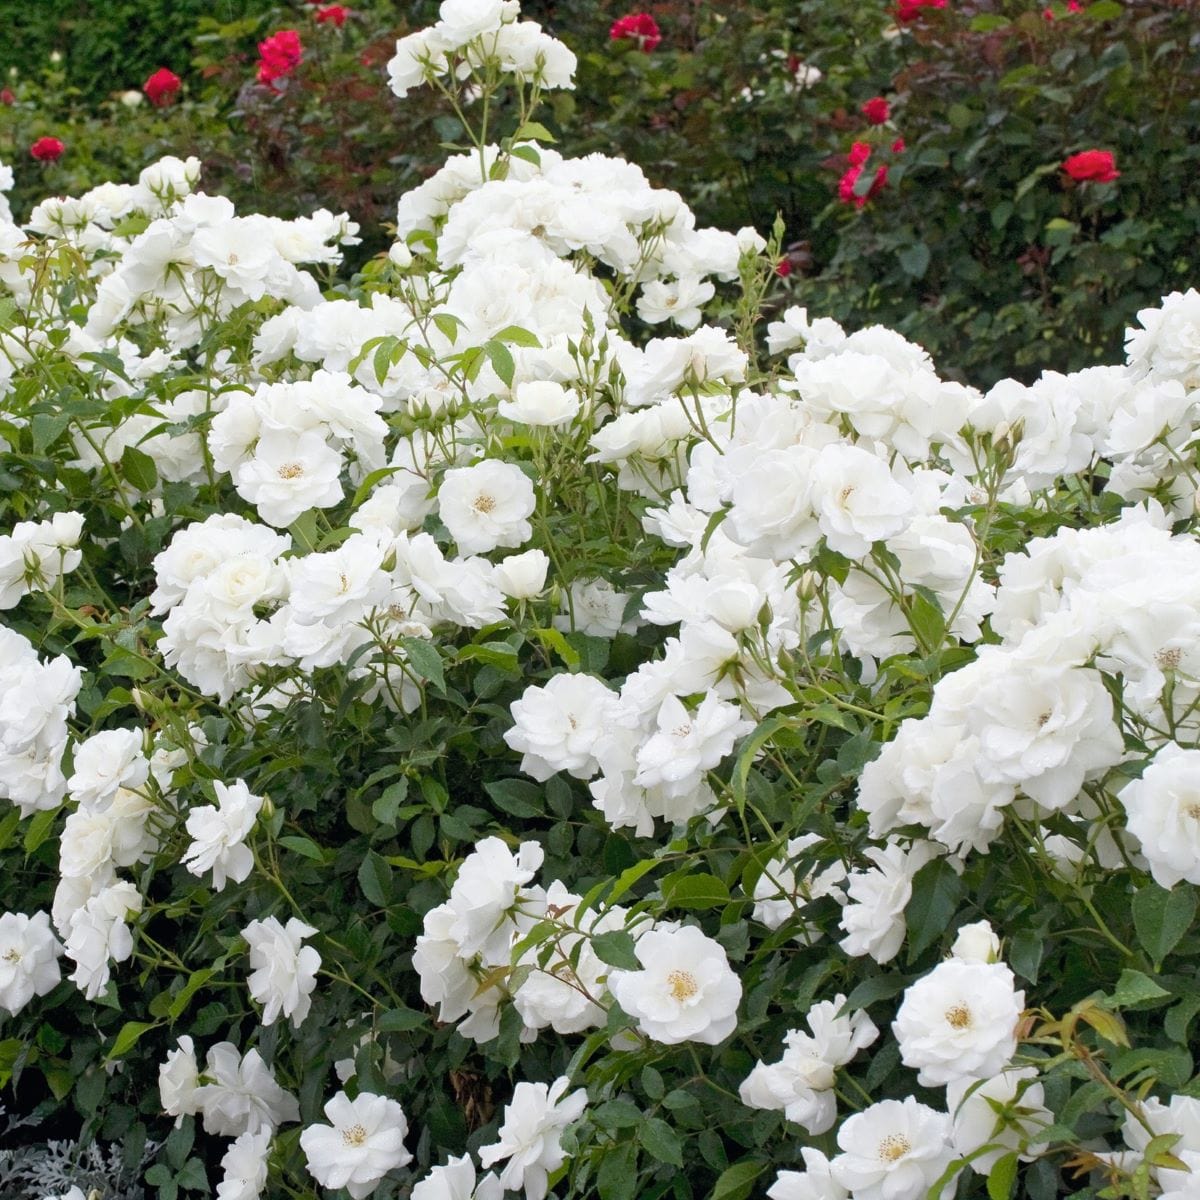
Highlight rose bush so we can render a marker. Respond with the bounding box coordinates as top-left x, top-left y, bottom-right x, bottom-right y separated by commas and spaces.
1, 3, 1200, 1200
